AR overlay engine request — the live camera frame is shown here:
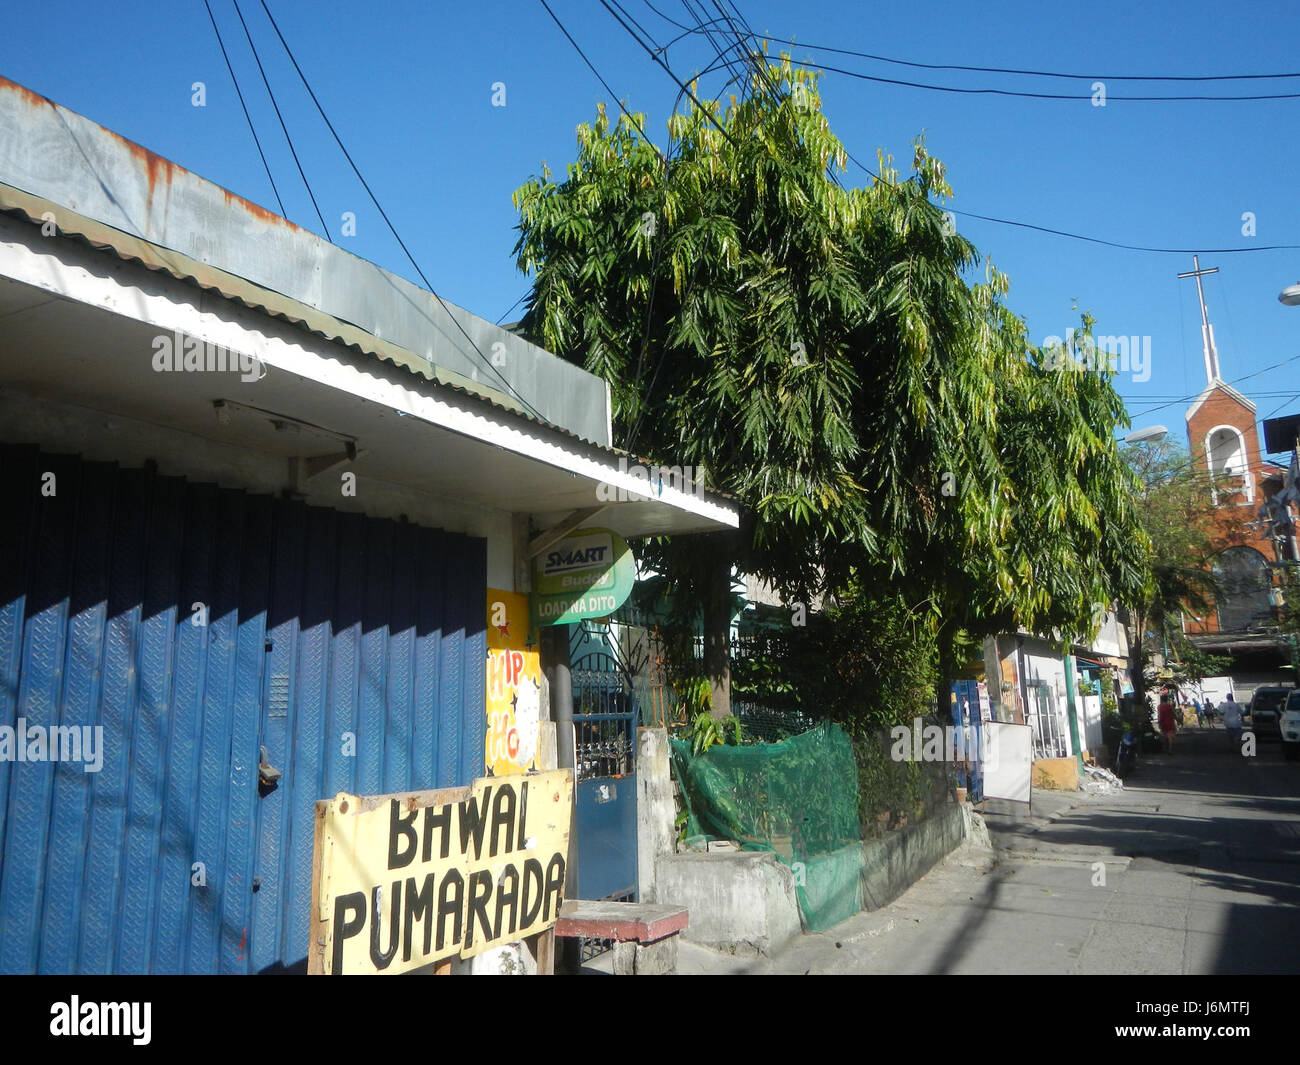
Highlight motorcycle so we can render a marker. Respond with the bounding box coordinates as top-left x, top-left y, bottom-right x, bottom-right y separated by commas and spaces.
1114, 730, 1139, 778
